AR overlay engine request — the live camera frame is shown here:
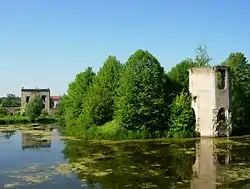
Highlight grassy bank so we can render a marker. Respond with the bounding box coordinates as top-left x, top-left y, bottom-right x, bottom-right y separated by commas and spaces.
0, 115, 57, 125
61, 120, 169, 140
